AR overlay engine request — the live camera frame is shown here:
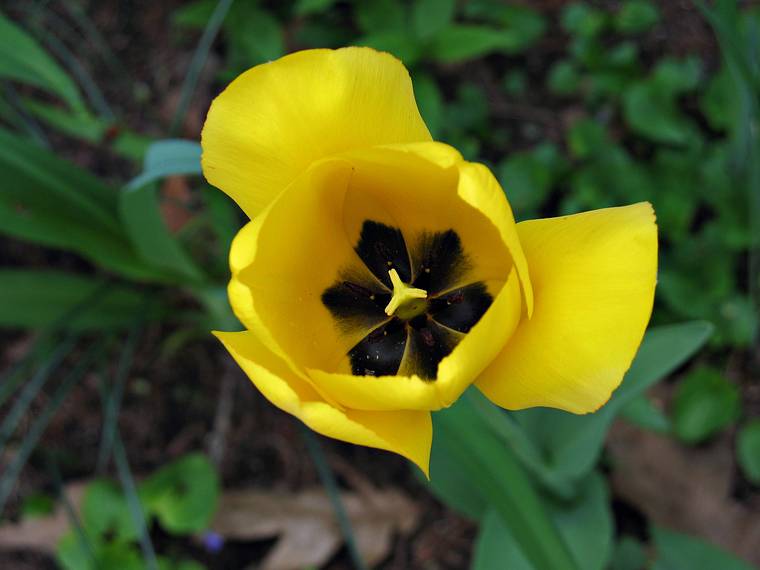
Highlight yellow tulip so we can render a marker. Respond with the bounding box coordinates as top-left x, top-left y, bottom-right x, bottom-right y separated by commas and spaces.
201, 47, 657, 476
